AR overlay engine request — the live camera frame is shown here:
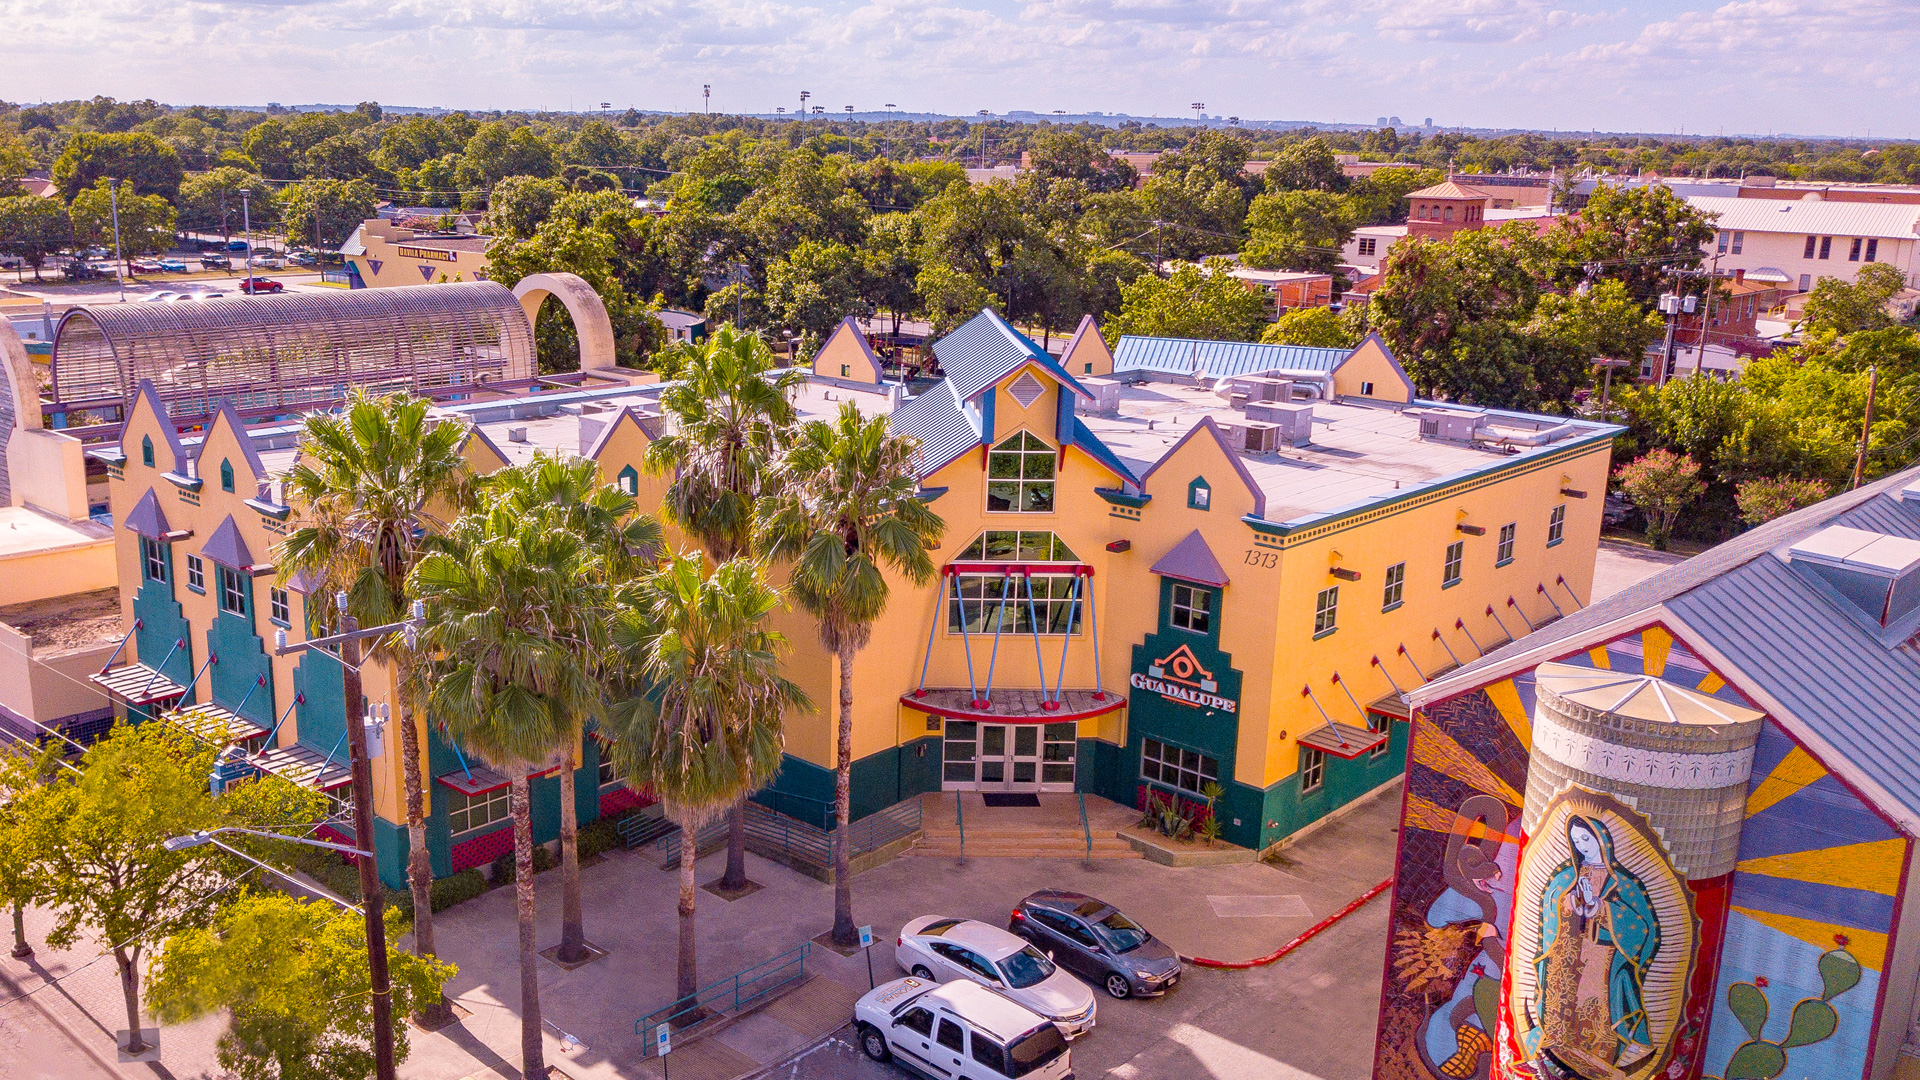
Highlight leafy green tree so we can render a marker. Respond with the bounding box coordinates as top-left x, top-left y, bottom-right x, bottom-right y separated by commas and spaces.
1024, 130, 1136, 193
277, 388, 473, 1025
0, 132, 34, 190
457, 122, 560, 189
147, 894, 453, 1080
69, 179, 176, 256
303, 133, 388, 189
1104, 258, 1270, 344
1615, 449, 1706, 549
483, 176, 570, 240
7, 722, 322, 1055
1346, 167, 1445, 225
859, 212, 923, 336
1262, 137, 1348, 193
412, 499, 599, 1079
485, 192, 664, 370
646, 326, 801, 888
279, 179, 378, 251
767, 240, 866, 339
758, 403, 944, 947
1736, 476, 1832, 526
1800, 264, 1909, 335
605, 553, 805, 1004
51, 131, 185, 200
176, 167, 270, 242
0, 195, 72, 280
1528, 279, 1665, 364
1548, 185, 1715, 304
1243, 190, 1354, 273
1369, 225, 1546, 400
1261, 306, 1361, 348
